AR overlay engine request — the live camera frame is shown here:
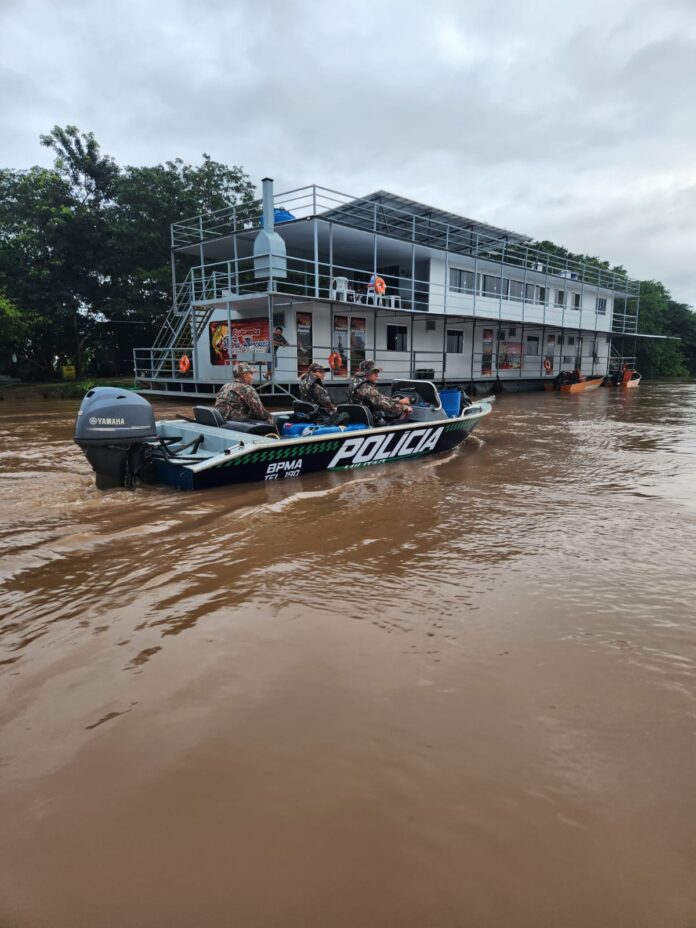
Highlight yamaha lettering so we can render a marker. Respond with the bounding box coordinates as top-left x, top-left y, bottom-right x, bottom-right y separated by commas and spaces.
89, 417, 126, 426
327, 427, 444, 470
